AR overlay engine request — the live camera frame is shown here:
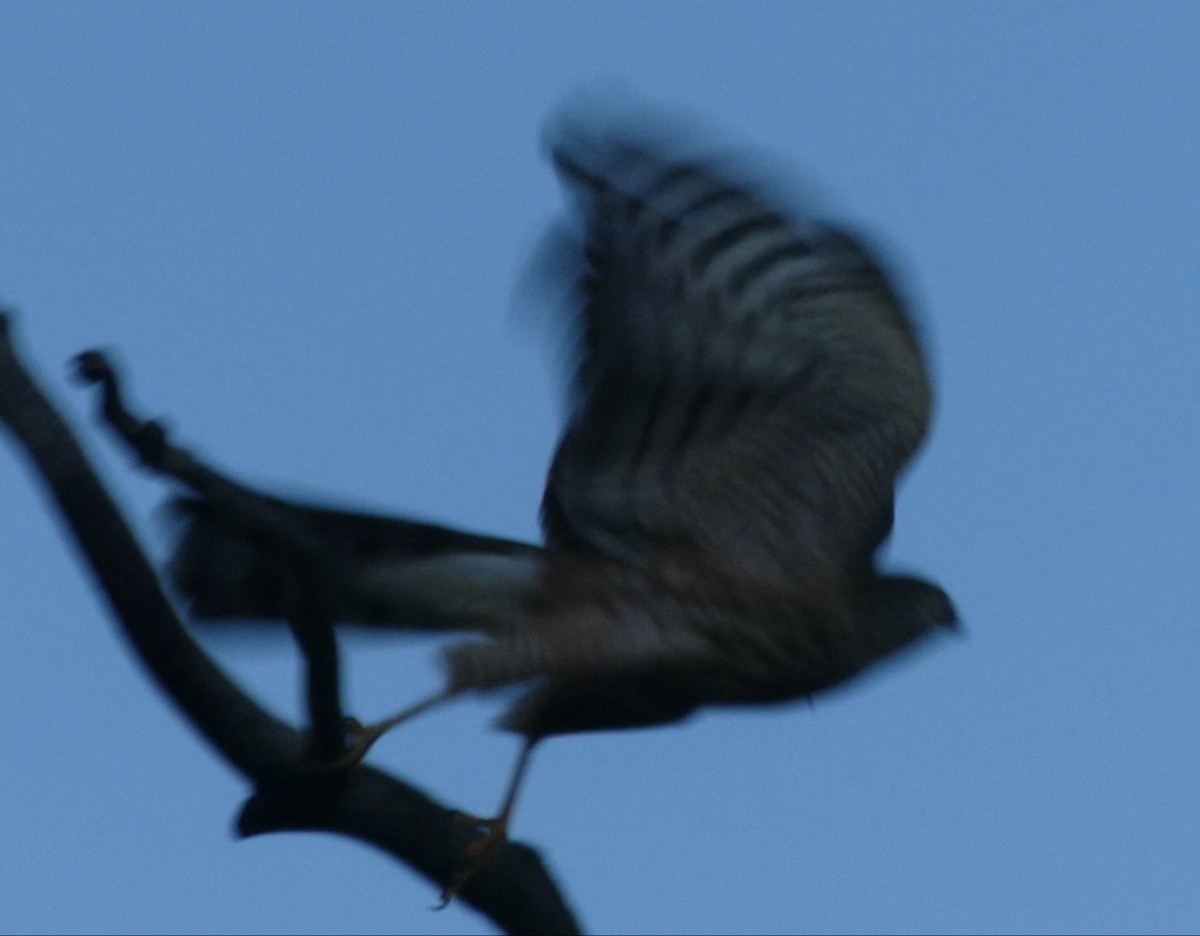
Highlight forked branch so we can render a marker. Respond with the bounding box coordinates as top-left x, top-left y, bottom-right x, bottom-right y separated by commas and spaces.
0, 310, 580, 935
